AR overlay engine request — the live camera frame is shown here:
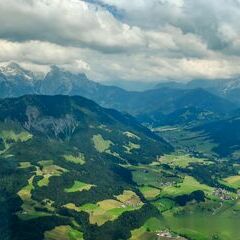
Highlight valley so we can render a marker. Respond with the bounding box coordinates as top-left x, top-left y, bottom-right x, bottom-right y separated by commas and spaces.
0, 94, 239, 240
1, 1, 240, 239
0, 65, 240, 240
